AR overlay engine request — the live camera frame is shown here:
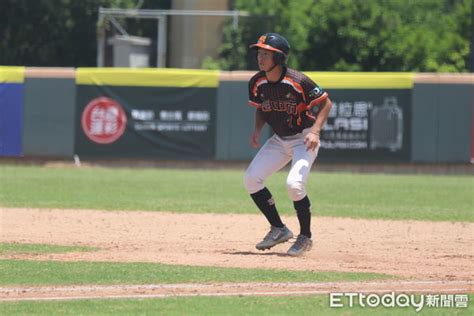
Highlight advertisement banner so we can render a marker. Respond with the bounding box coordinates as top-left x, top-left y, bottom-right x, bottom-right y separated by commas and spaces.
306, 73, 413, 161
313, 89, 411, 161
75, 68, 219, 159
0, 67, 24, 156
